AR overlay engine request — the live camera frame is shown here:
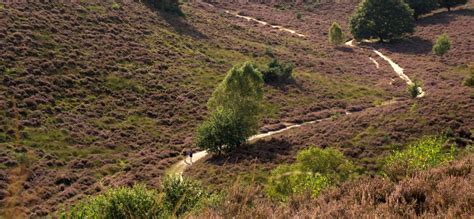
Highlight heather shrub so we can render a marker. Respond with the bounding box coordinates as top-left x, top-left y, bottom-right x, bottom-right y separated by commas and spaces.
61, 184, 167, 219
433, 34, 451, 56
384, 136, 455, 180
161, 175, 207, 216
407, 80, 422, 98
262, 59, 294, 83
329, 22, 344, 46
266, 147, 355, 201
